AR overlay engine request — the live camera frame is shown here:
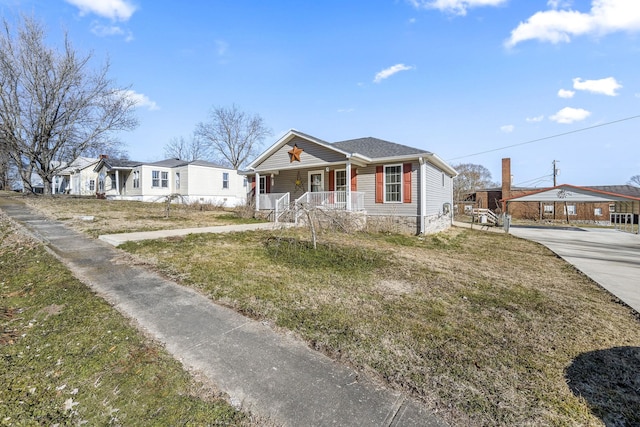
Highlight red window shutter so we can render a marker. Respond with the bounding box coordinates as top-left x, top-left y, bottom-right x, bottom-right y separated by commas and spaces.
403, 163, 412, 203
329, 170, 335, 191
251, 177, 256, 190
351, 169, 357, 191
375, 166, 383, 203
